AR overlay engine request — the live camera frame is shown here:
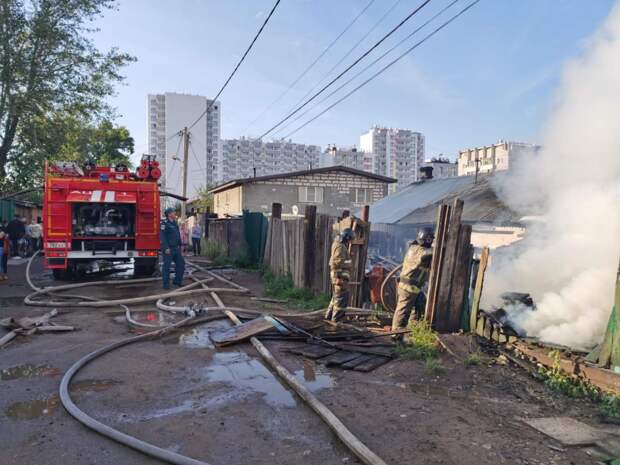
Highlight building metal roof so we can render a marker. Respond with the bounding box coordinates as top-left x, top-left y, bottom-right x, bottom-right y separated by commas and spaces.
209, 166, 397, 194
368, 173, 521, 225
